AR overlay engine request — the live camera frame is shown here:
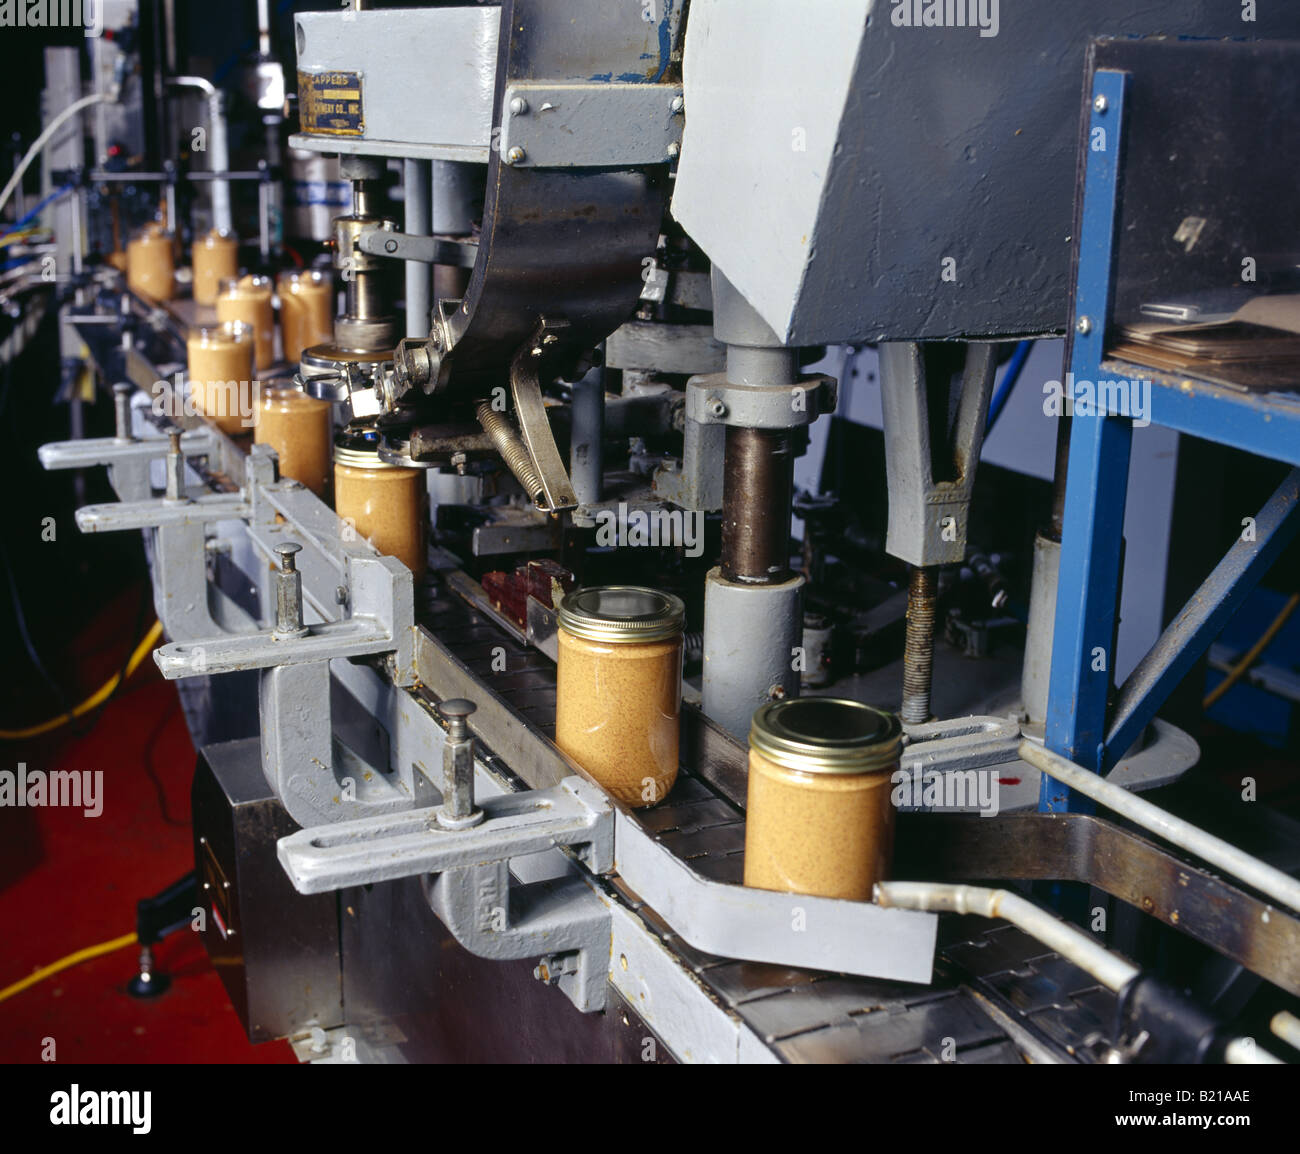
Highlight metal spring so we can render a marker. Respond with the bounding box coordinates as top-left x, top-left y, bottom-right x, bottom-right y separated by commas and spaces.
476, 401, 544, 506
